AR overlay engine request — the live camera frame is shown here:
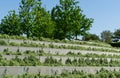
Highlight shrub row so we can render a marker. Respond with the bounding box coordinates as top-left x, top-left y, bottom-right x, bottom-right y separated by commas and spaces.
0, 55, 41, 66
0, 34, 111, 47
0, 39, 117, 52
2, 48, 120, 59
66, 52, 120, 59
2, 48, 48, 56
48, 44, 118, 52
2, 68, 120, 78
1, 55, 120, 66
